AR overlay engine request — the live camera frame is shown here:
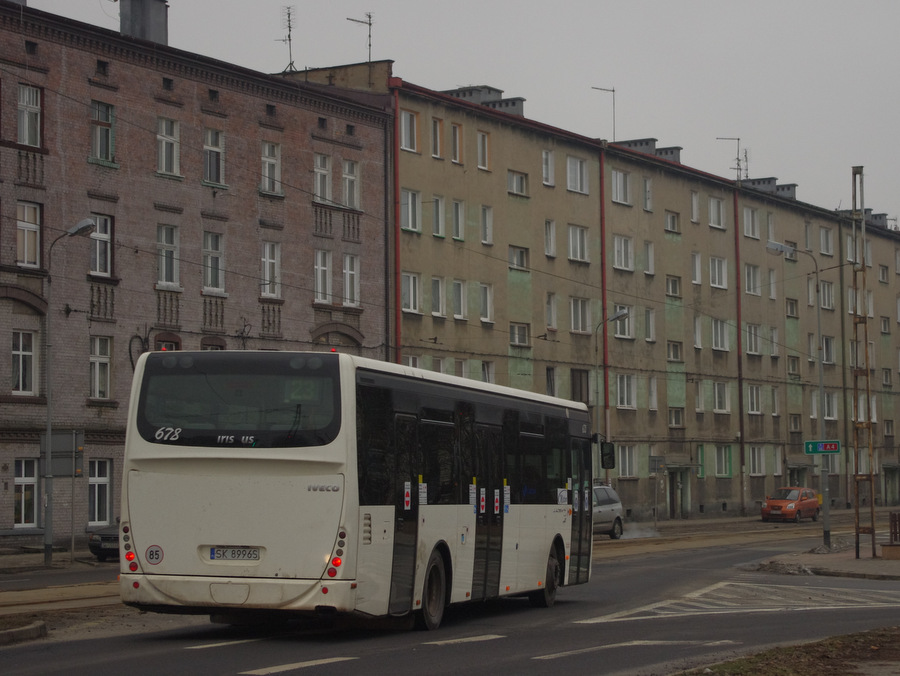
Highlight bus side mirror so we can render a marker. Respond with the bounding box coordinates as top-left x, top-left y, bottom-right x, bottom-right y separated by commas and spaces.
600, 442, 615, 469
